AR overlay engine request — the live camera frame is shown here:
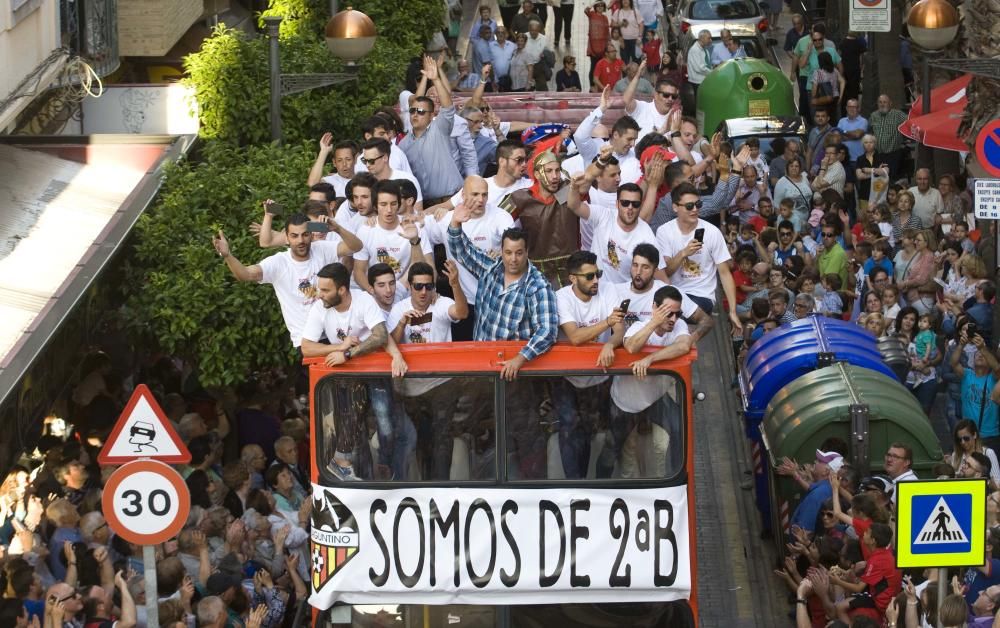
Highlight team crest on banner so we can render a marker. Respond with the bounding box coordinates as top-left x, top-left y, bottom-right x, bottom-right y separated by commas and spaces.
310, 489, 359, 592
